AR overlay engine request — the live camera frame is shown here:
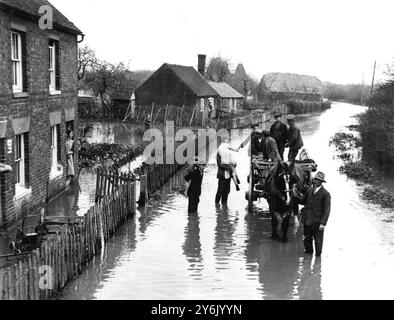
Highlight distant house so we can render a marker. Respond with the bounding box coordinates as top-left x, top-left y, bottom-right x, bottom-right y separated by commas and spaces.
112, 85, 134, 120
0, 0, 83, 227
207, 81, 244, 114
78, 90, 97, 118
135, 60, 219, 110
259, 73, 323, 104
